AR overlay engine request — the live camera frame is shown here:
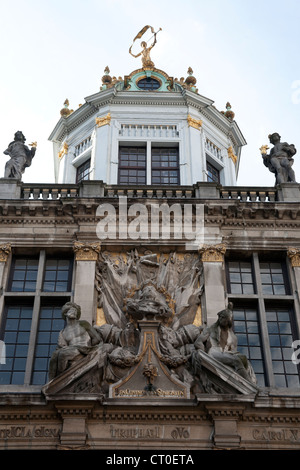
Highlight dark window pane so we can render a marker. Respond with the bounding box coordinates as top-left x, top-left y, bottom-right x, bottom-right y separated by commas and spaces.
206, 160, 220, 183
76, 159, 91, 183
9, 258, 39, 292
227, 261, 254, 295
31, 305, 65, 385
137, 77, 161, 90
151, 148, 179, 185
118, 147, 146, 185
42, 259, 72, 292
0, 305, 33, 384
